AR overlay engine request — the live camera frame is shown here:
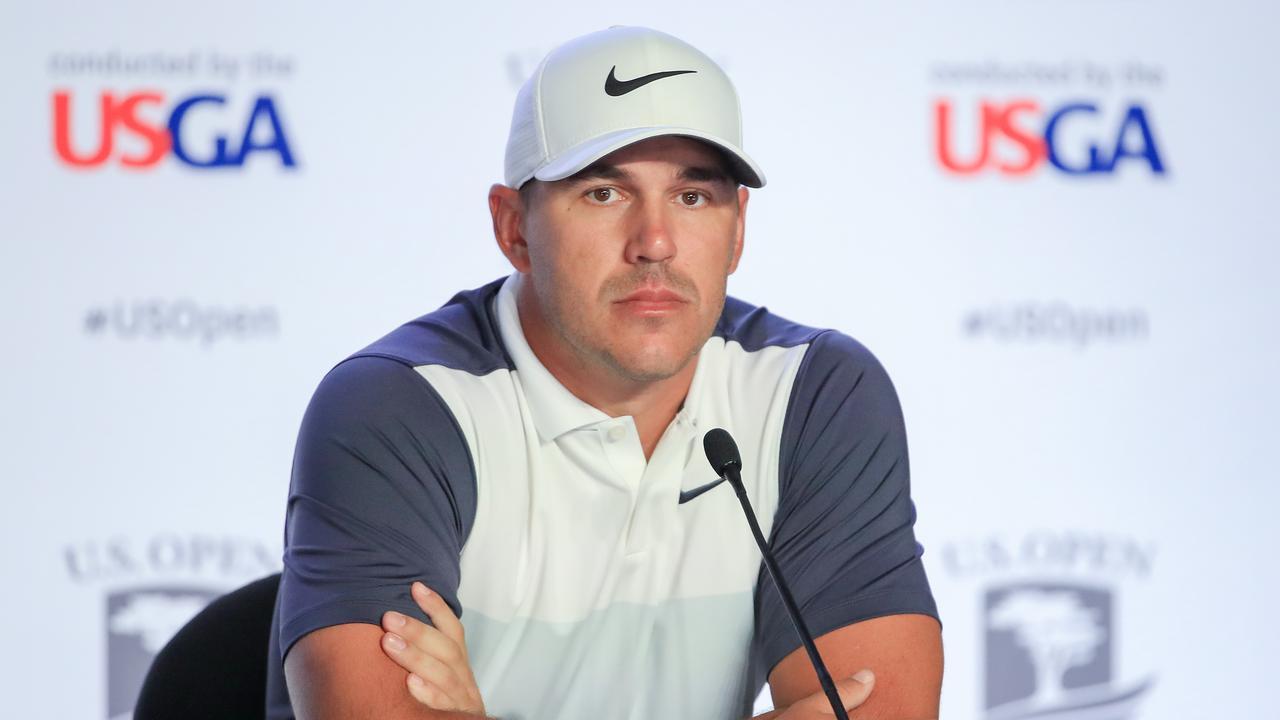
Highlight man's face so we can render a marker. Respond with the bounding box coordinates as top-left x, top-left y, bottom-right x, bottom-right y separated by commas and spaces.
511, 136, 748, 385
